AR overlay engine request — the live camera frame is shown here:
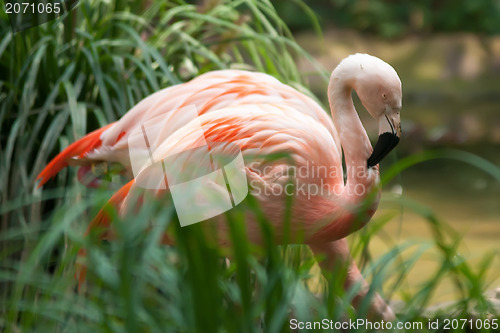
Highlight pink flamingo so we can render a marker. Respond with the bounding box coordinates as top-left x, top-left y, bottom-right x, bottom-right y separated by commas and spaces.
37, 53, 402, 320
